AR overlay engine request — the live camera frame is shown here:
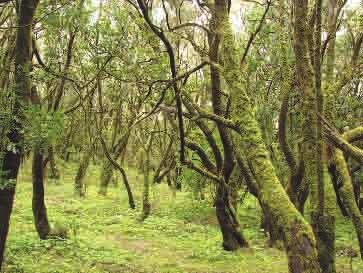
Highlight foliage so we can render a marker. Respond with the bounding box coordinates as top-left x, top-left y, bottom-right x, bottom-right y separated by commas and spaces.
23, 106, 64, 151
